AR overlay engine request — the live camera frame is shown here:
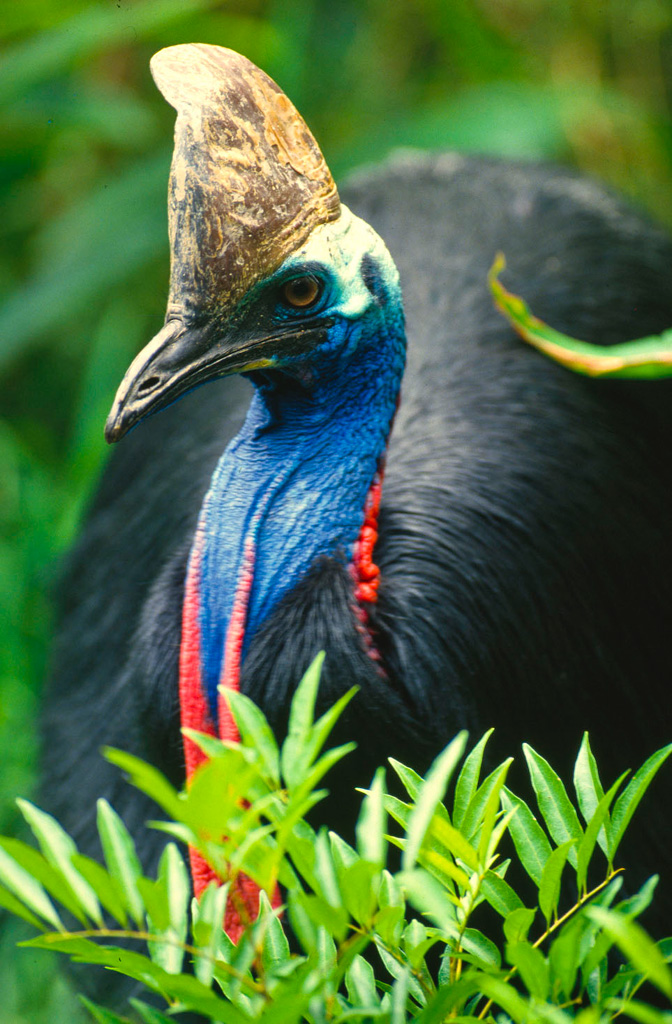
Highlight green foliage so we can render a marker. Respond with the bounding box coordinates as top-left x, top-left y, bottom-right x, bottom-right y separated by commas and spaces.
0, 656, 670, 1022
